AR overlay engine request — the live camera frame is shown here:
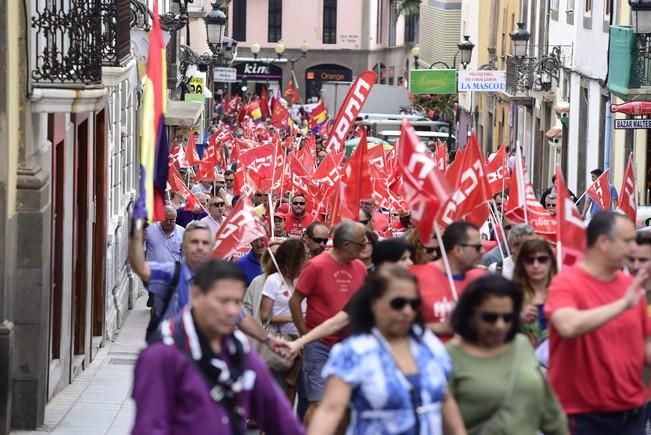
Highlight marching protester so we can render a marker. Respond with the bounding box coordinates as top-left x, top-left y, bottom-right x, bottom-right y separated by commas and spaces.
487, 223, 535, 279
289, 221, 368, 425
235, 237, 268, 287
242, 241, 282, 324
410, 222, 484, 339
175, 192, 209, 227
406, 229, 442, 265
302, 222, 330, 258
481, 216, 514, 267
144, 205, 184, 263
260, 239, 308, 400
285, 238, 415, 358
285, 193, 313, 237
309, 267, 467, 435
447, 275, 567, 434
131, 260, 304, 435
581, 168, 619, 219
199, 196, 226, 236
511, 238, 557, 350
546, 211, 650, 434
358, 229, 379, 271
